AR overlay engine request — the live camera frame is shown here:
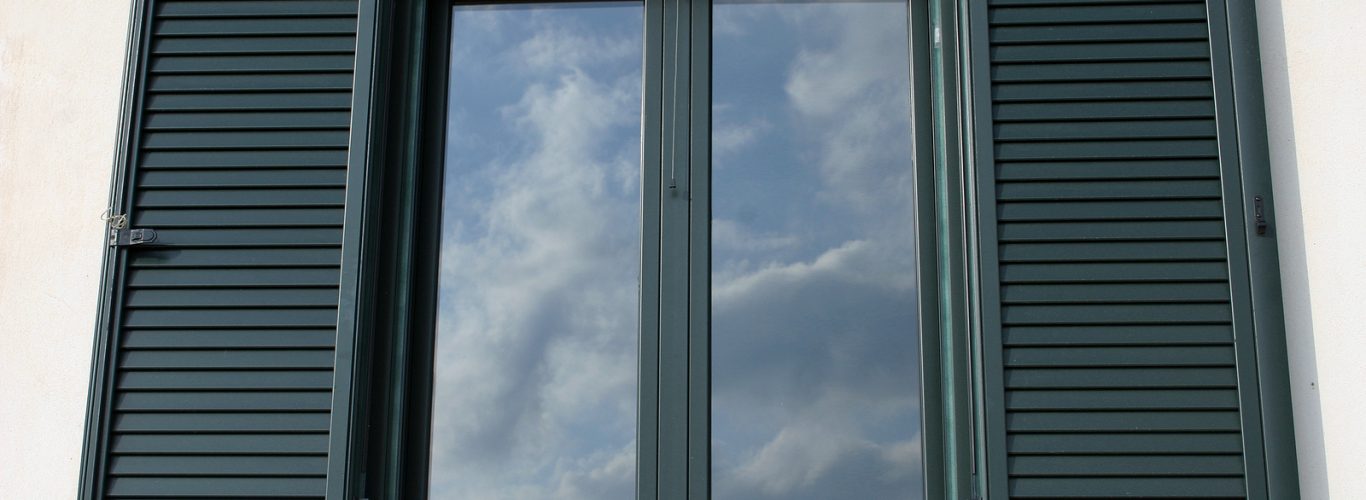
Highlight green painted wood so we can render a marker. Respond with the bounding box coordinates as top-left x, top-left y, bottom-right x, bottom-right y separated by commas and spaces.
115, 391, 334, 412
994, 100, 1216, 121
155, 17, 358, 37
1009, 477, 1246, 498
989, 4, 1208, 26
1001, 282, 1231, 303
995, 119, 1217, 141
126, 268, 340, 287
119, 350, 336, 370
149, 54, 356, 73
996, 179, 1222, 201
144, 111, 351, 130
134, 208, 346, 227
130, 248, 342, 268
998, 220, 1227, 241
145, 92, 354, 112
1004, 346, 1235, 367
136, 189, 345, 208
118, 371, 335, 390
1005, 367, 1238, 388
141, 130, 351, 149
1008, 454, 1245, 476
991, 41, 1212, 63
148, 73, 353, 92
106, 476, 327, 497
1007, 411, 1243, 433
968, 0, 1289, 497
1003, 324, 1233, 346
111, 434, 330, 454
990, 22, 1210, 44
990, 0, 1199, 4
80, 2, 356, 498
1000, 240, 1227, 263
998, 200, 1224, 221
152, 36, 358, 55
993, 80, 1214, 102
995, 139, 1219, 160
1005, 390, 1241, 411
122, 330, 338, 349
157, 0, 358, 18
999, 261, 1229, 283
1007, 432, 1244, 454
109, 455, 329, 476
140, 150, 348, 168
125, 288, 341, 308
